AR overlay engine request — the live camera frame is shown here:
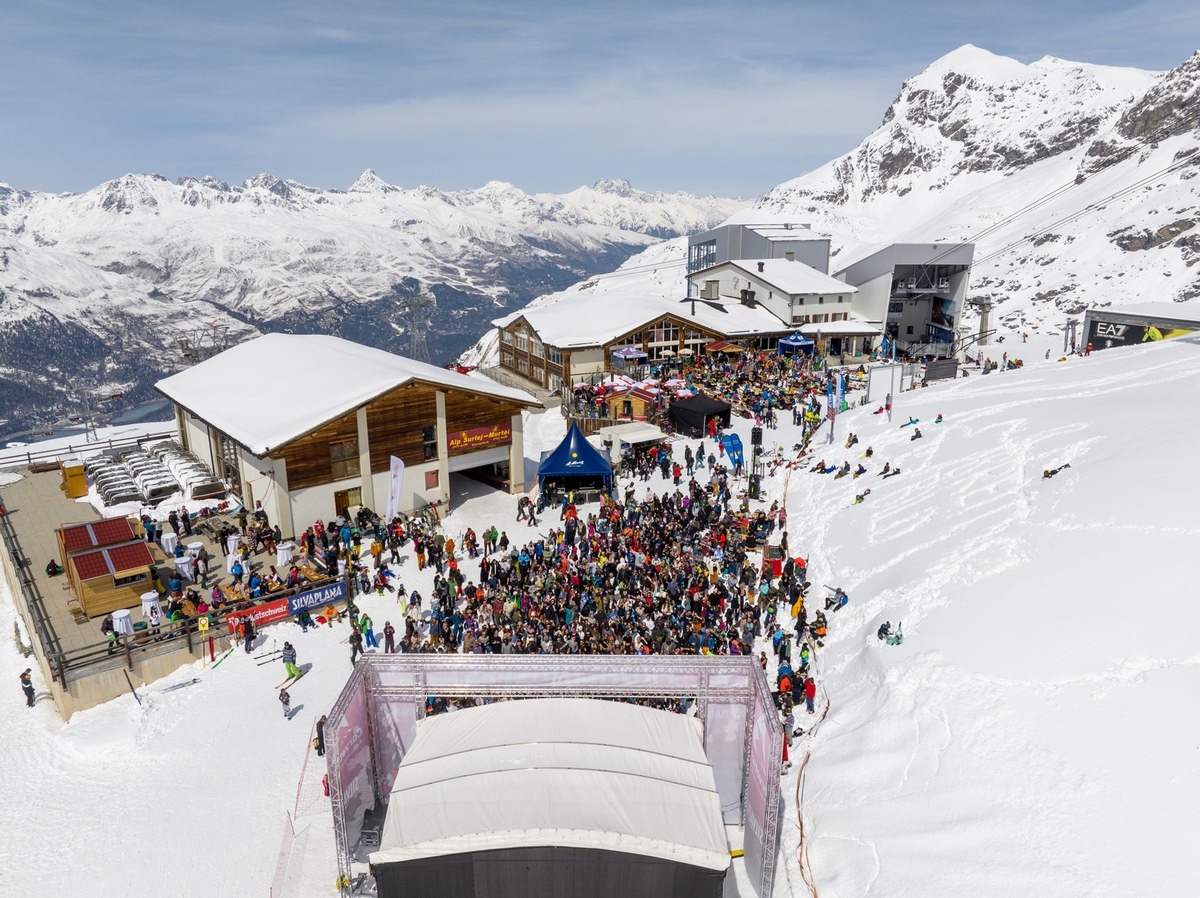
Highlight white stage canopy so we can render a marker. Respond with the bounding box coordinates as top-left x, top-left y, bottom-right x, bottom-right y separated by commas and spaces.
371, 698, 730, 872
